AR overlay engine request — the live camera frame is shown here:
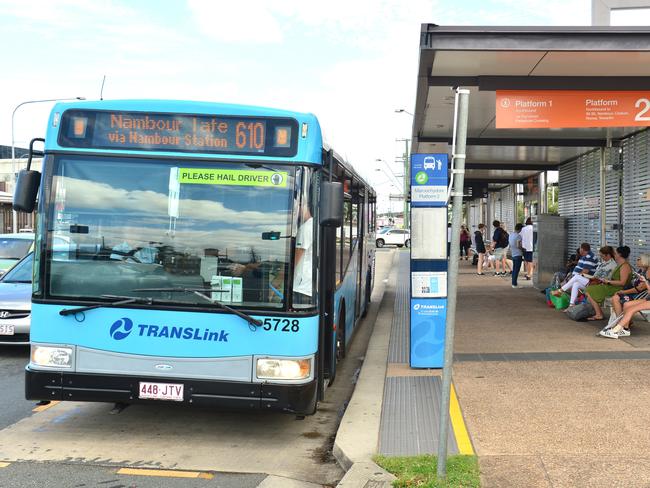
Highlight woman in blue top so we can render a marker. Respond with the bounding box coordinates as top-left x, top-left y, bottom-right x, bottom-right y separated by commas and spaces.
509, 223, 523, 288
